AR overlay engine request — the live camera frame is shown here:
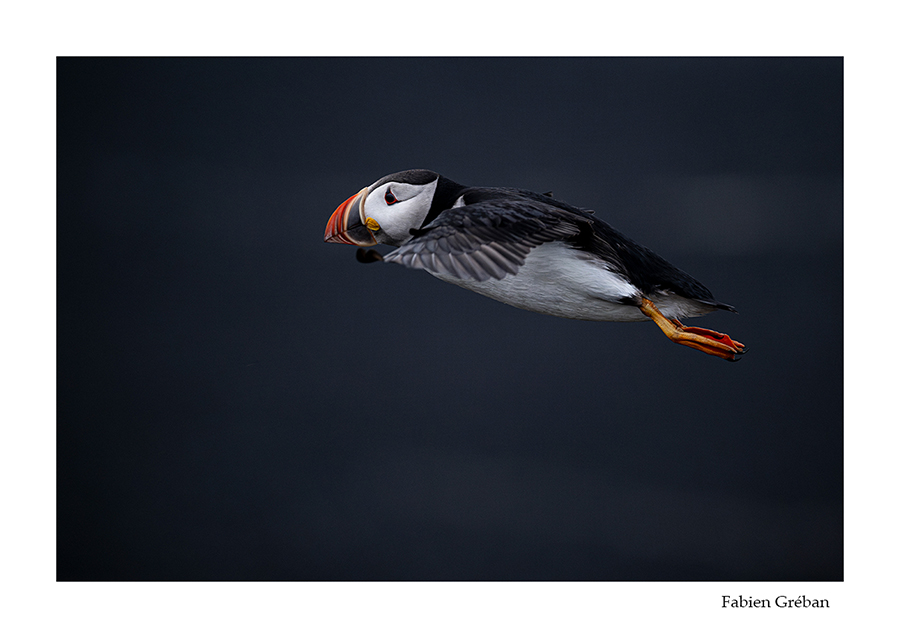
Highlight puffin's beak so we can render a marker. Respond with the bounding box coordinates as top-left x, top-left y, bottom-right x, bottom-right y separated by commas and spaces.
324, 187, 376, 246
